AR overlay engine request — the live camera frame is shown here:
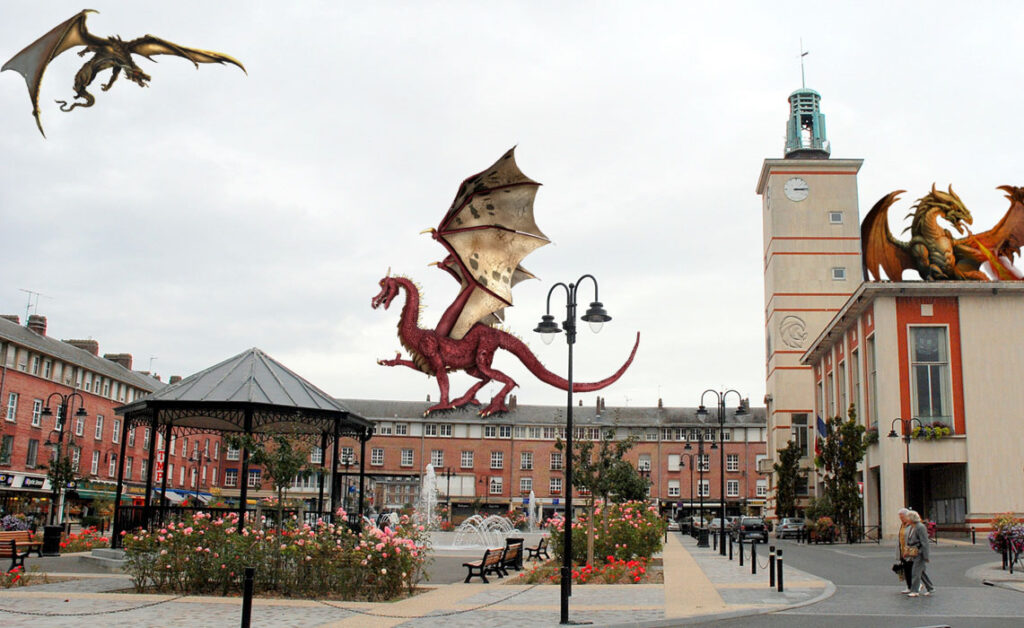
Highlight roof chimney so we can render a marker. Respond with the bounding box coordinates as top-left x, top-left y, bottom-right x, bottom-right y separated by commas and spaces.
509, 394, 517, 410
1, 315, 19, 324
65, 339, 100, 356
169, 375, 182, 385
658, 398, 663, 408
27, 315, 47, 335
104, 353, 133, 370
